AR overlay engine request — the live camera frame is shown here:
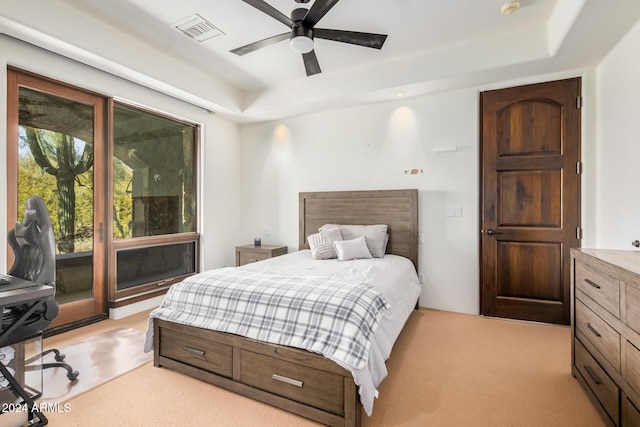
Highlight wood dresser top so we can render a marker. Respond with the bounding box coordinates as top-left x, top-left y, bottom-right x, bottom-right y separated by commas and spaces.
572, 248, 640, 277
